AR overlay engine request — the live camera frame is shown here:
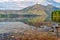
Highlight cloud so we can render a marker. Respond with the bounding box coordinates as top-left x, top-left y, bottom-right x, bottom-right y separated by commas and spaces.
0, 0, 60, 10
0, 0, 24, 2
0, 0, 47, 3
53, 0, 60, 3
23, 0, 48, 5
25, 0, 47, 4
0, 0, 48, 6
0, 1, 35, 10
